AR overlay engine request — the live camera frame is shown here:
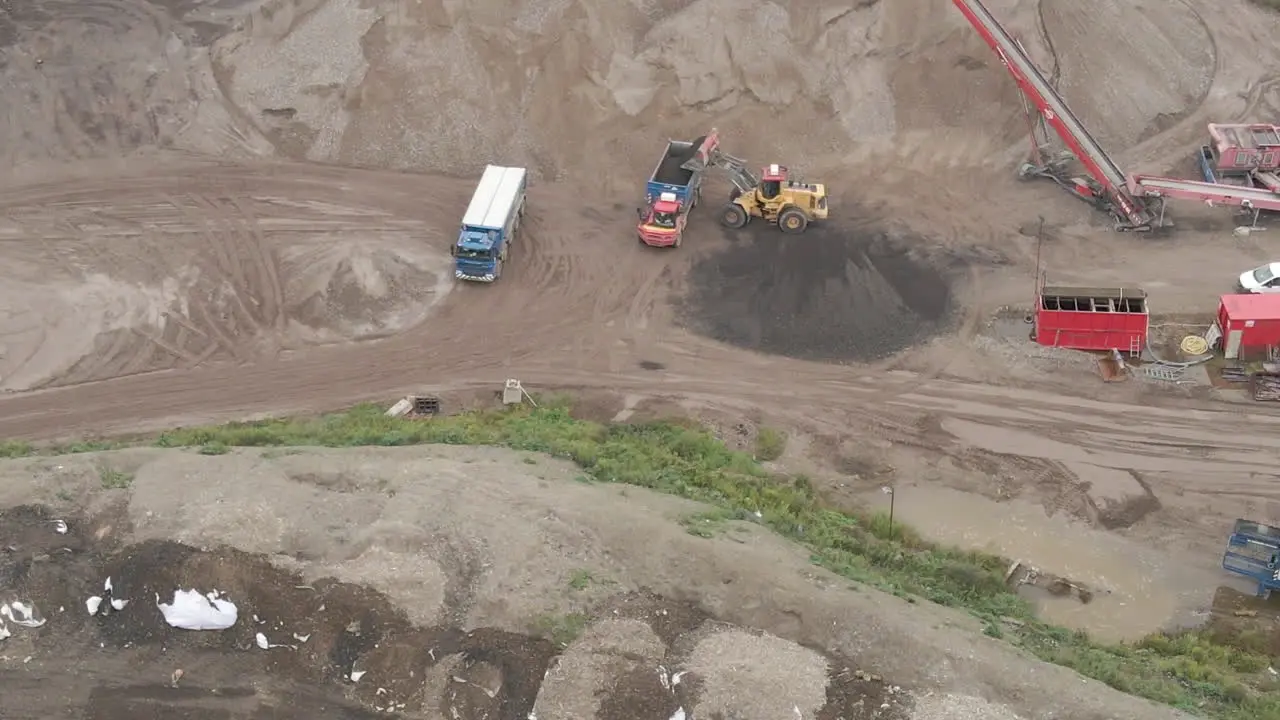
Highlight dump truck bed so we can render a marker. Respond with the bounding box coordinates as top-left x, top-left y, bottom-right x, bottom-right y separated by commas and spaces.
653, 138, 703, 185
646, 136, 706, 204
